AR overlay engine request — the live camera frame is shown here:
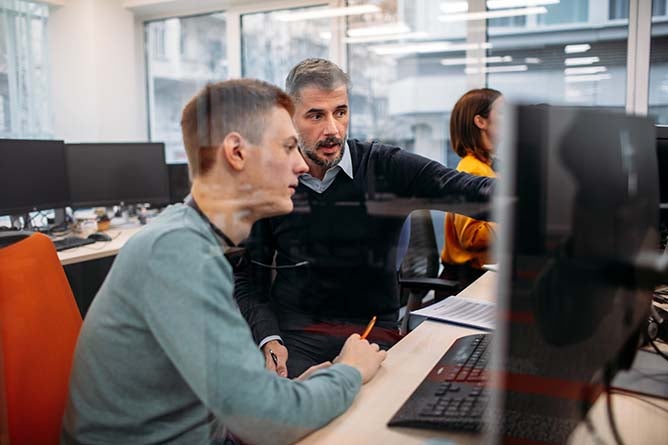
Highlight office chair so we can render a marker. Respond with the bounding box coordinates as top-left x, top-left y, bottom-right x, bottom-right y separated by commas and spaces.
397, 210, 459, 332
0, 232, 82, 445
